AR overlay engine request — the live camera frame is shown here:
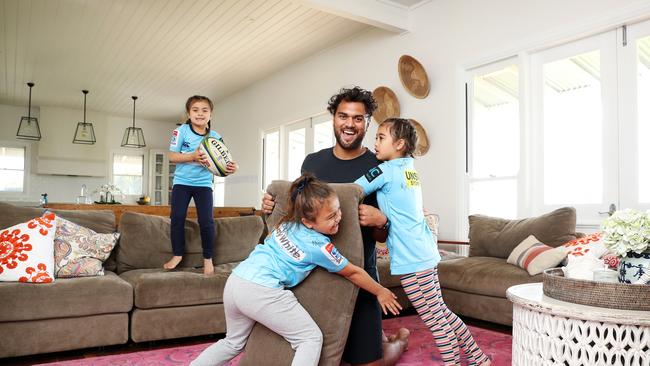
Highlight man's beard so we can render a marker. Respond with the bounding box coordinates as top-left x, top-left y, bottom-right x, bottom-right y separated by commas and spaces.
334, 129, 365, 150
